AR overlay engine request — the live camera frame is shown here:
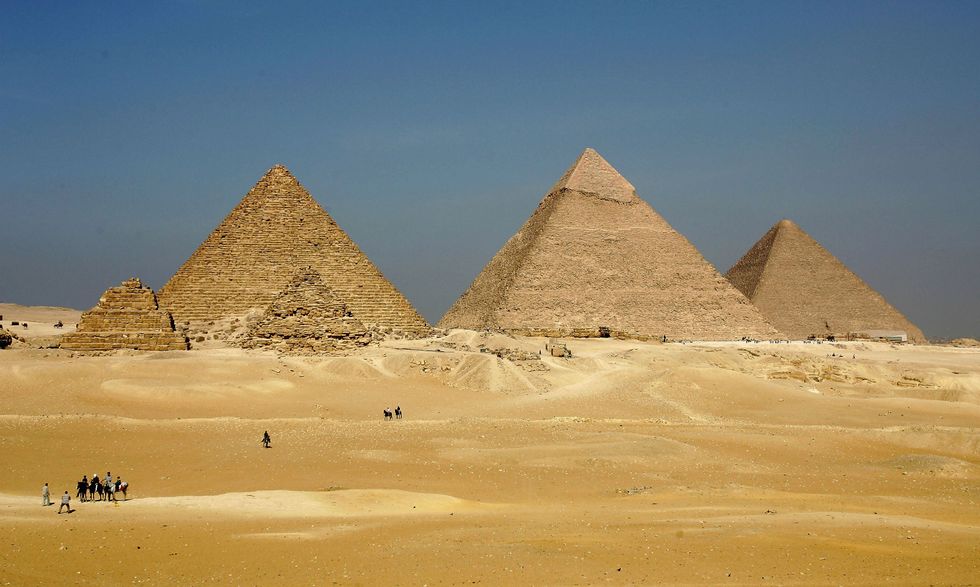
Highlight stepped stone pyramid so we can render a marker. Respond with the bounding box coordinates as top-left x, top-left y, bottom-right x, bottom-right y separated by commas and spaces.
60, 278, 189, 351
244, 267, 370, 353
725, 219, 926, 342
157, 164, 429, 335
438, 148, 779, 340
